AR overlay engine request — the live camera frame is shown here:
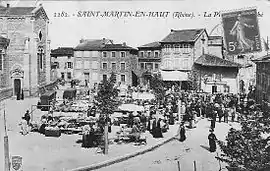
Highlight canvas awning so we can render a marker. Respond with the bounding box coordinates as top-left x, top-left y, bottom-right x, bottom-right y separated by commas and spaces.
160, 71, 188, 81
